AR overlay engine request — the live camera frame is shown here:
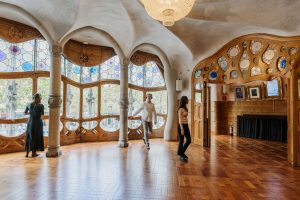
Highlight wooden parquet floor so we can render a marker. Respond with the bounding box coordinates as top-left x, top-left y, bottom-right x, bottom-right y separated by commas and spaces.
0, 135, 300, 200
